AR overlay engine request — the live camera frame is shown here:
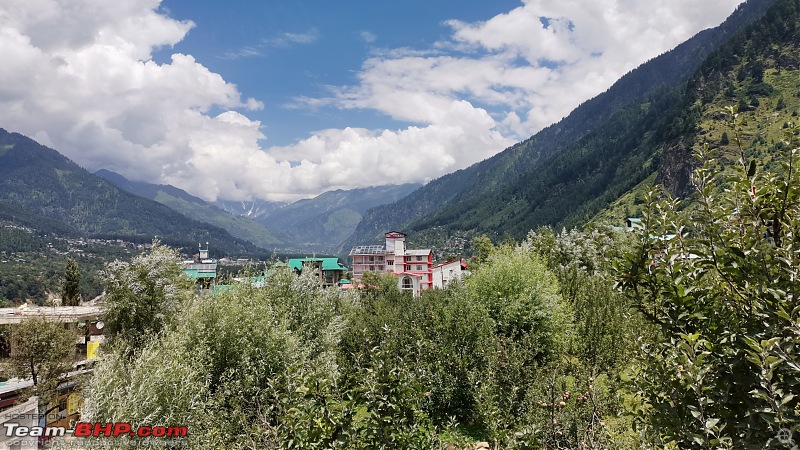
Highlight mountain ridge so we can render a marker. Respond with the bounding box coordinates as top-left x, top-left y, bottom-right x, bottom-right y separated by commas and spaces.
95, 169, 284, 250
261, 183, 421, 253
0, 129, 266, 256
95, 169, 420, 254
409, 0, 799, 244
343, 0, 781, 250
